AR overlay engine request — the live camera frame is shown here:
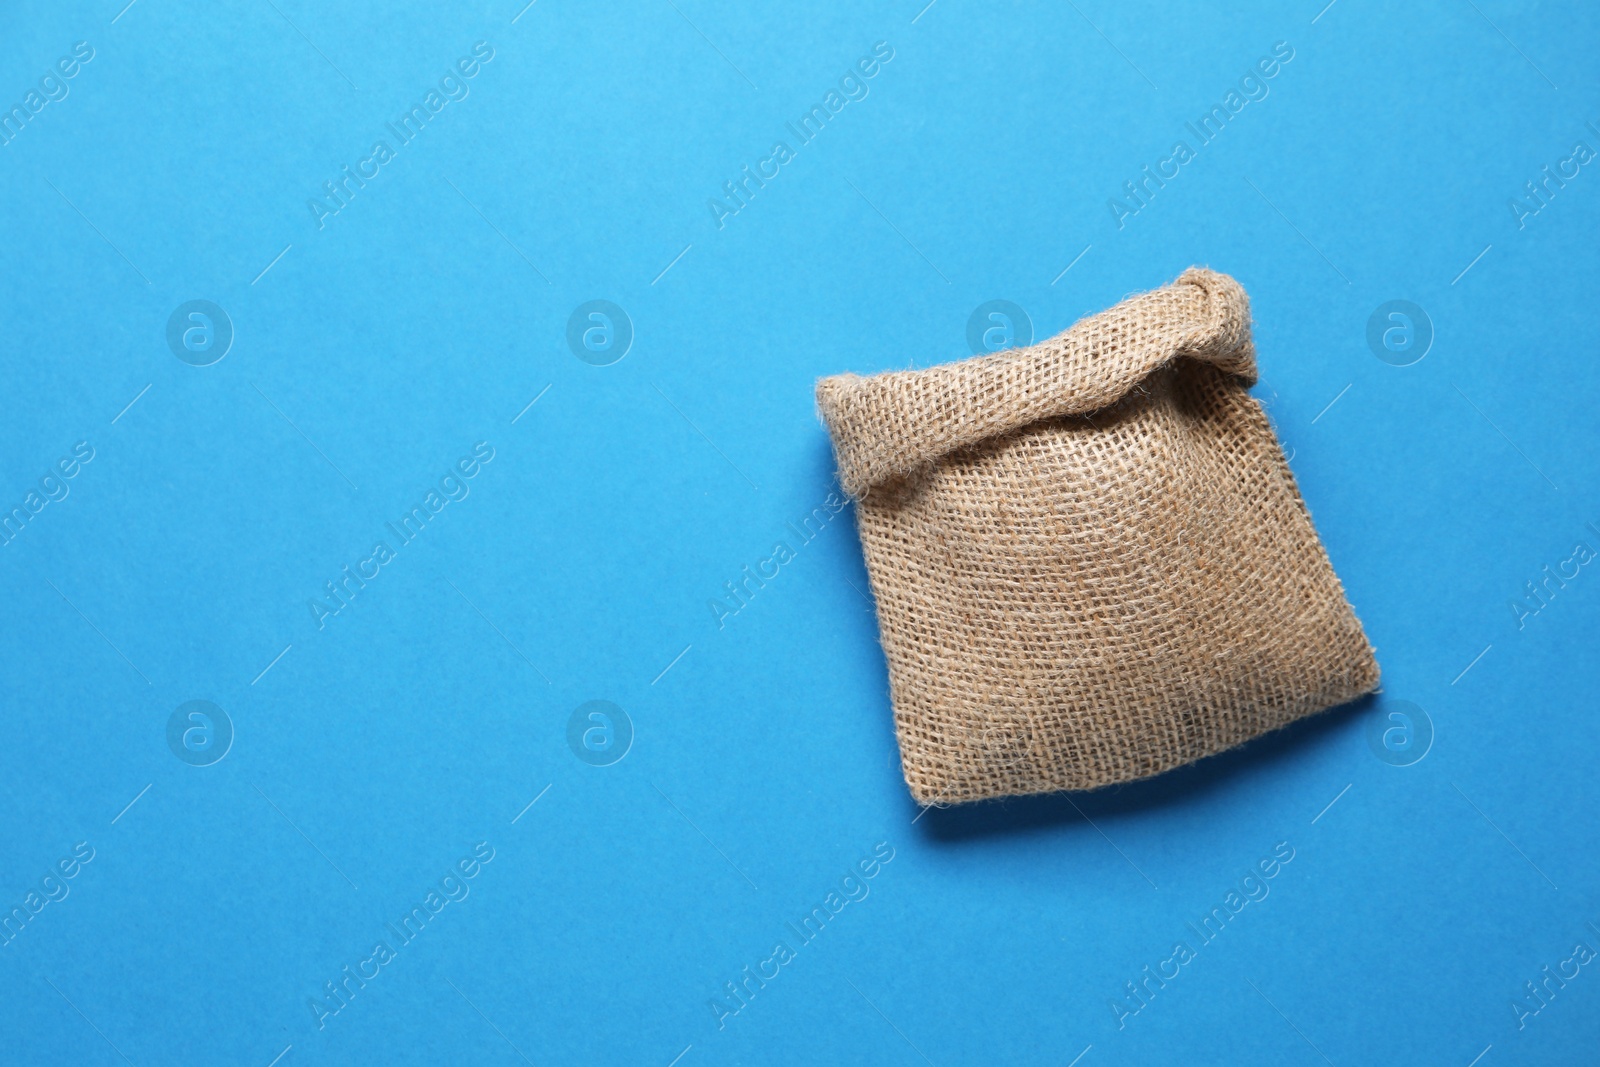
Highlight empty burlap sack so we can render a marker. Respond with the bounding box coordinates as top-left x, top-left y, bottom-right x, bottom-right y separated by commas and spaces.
817, 268, 1379, 804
